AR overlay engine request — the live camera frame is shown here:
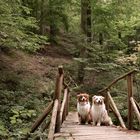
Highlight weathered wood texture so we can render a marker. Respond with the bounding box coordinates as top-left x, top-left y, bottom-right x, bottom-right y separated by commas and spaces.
130, 97, 140, 124
54, 112, 140, 140
107, 92, 126, 128
105, 92, 109, 113
48, 99, 59, 140
54, 66, 64, 132
30, 101, 53, 133
60, 88, 68, 124
127, 74, 133, 130
98, 69, 136, 93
